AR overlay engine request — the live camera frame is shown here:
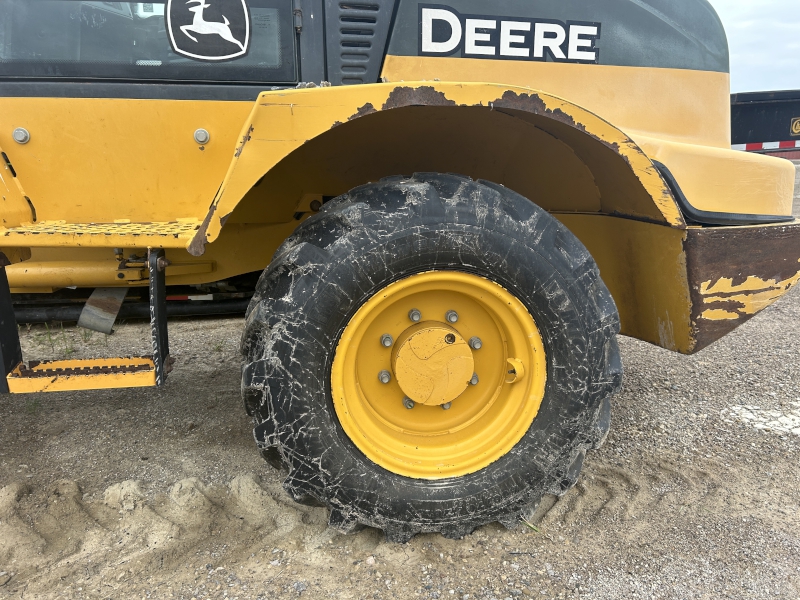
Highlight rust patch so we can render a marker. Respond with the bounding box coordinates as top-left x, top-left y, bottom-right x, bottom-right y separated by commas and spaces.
187, 203, 217, 257
382, 86, 457, 111
234, 125, 255, 158
488, 90, 626, 156
490, 90, 581, 129
685, 222, 800, 352
348, 102, 377, 121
